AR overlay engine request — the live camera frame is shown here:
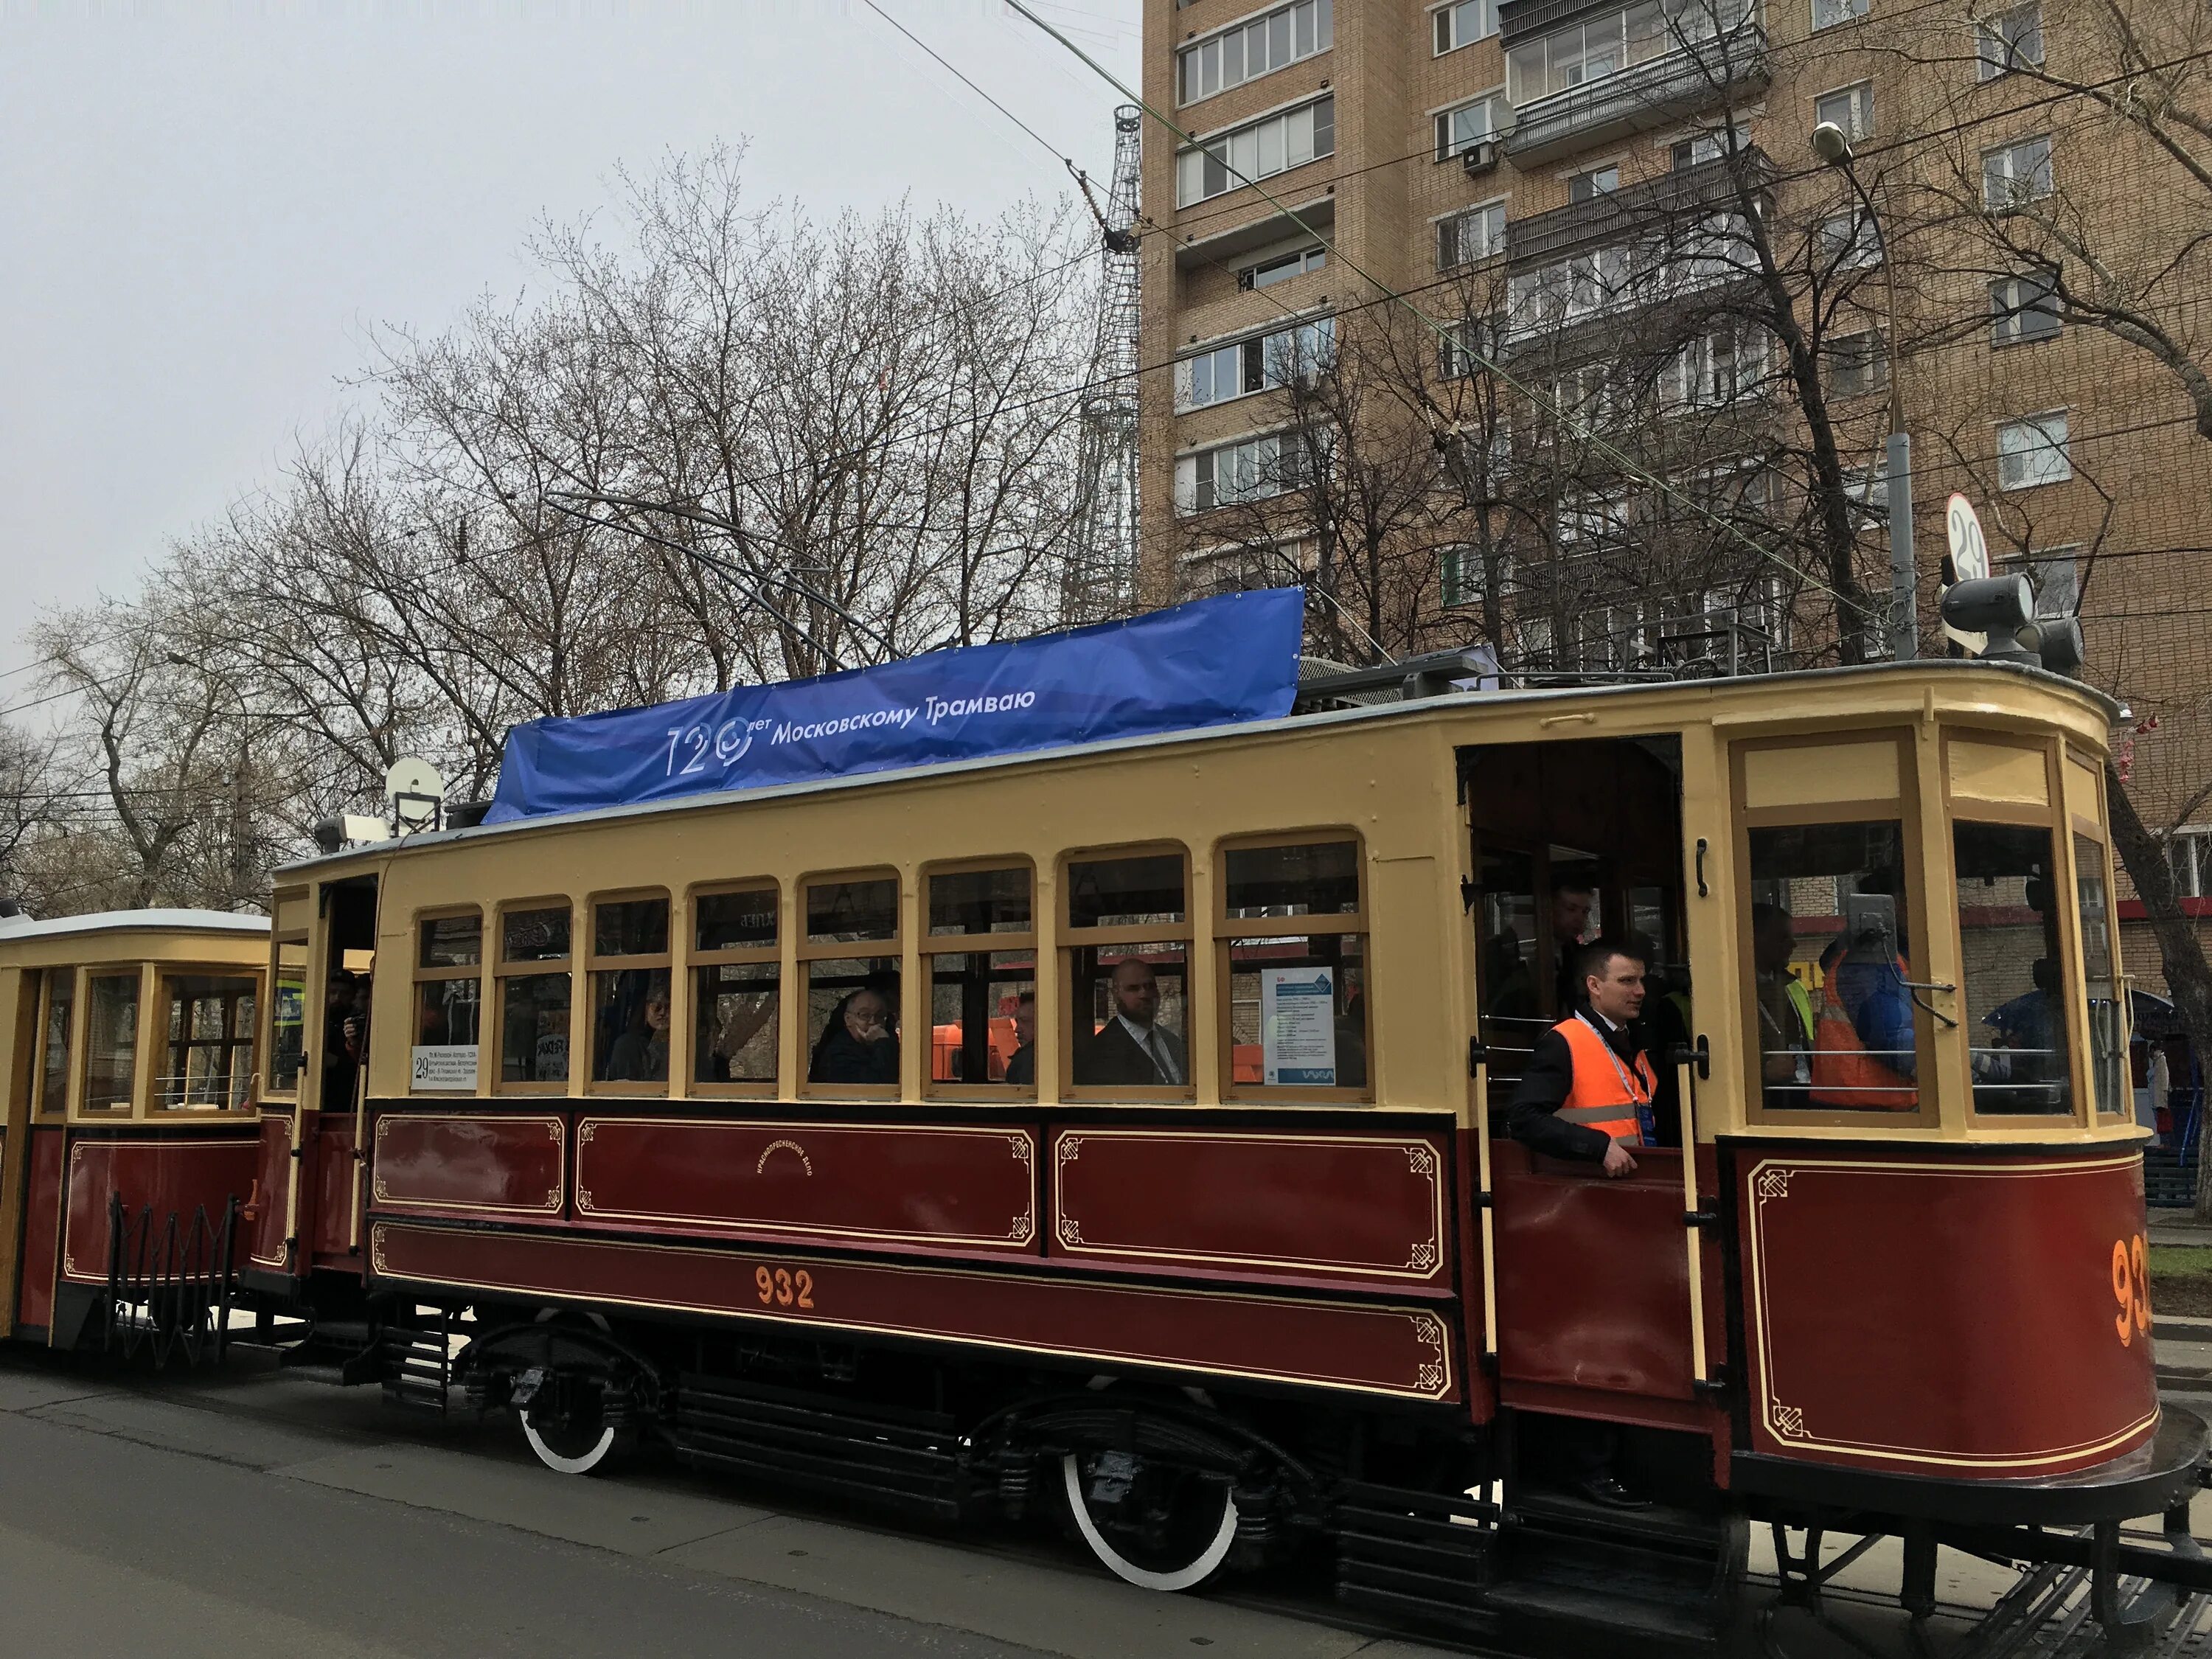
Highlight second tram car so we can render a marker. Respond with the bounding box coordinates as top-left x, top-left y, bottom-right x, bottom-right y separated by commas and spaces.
1, 657, 2199, 1645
